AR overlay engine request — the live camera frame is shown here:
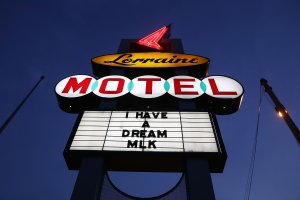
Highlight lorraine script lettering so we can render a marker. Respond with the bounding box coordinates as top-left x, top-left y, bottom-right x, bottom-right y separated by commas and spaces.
104, 53, 199, 66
